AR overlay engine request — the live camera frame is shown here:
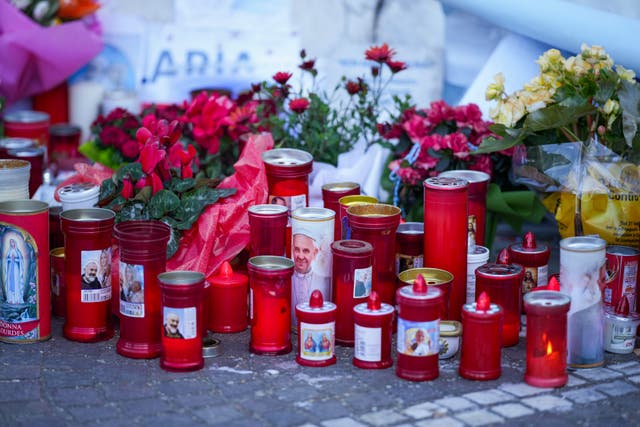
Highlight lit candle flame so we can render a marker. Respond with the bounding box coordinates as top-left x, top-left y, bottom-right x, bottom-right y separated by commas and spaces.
546, 341, 553, 355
